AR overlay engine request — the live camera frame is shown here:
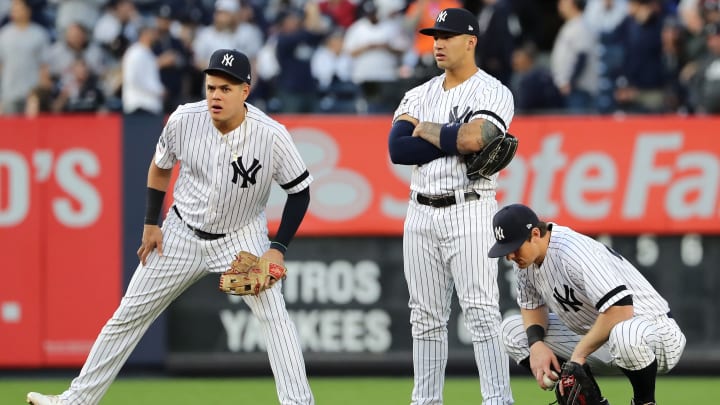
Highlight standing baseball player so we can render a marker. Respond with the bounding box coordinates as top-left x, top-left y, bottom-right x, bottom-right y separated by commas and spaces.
490, 203, 686, 405
27, 49, 315, 405
388, 7, 515, 405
